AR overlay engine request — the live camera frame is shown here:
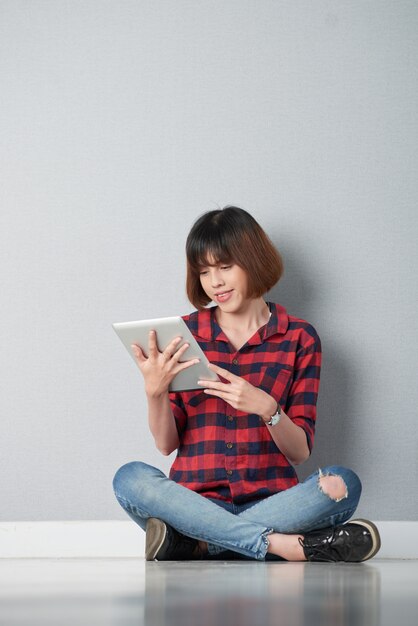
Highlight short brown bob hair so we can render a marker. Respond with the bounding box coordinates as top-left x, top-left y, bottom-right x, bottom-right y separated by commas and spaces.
186, 206, 284, 309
